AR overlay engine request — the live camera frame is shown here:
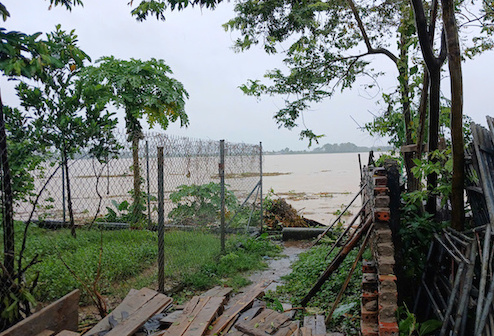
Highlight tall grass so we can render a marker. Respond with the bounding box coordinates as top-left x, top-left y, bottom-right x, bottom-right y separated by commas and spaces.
3, 223, 279, 305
